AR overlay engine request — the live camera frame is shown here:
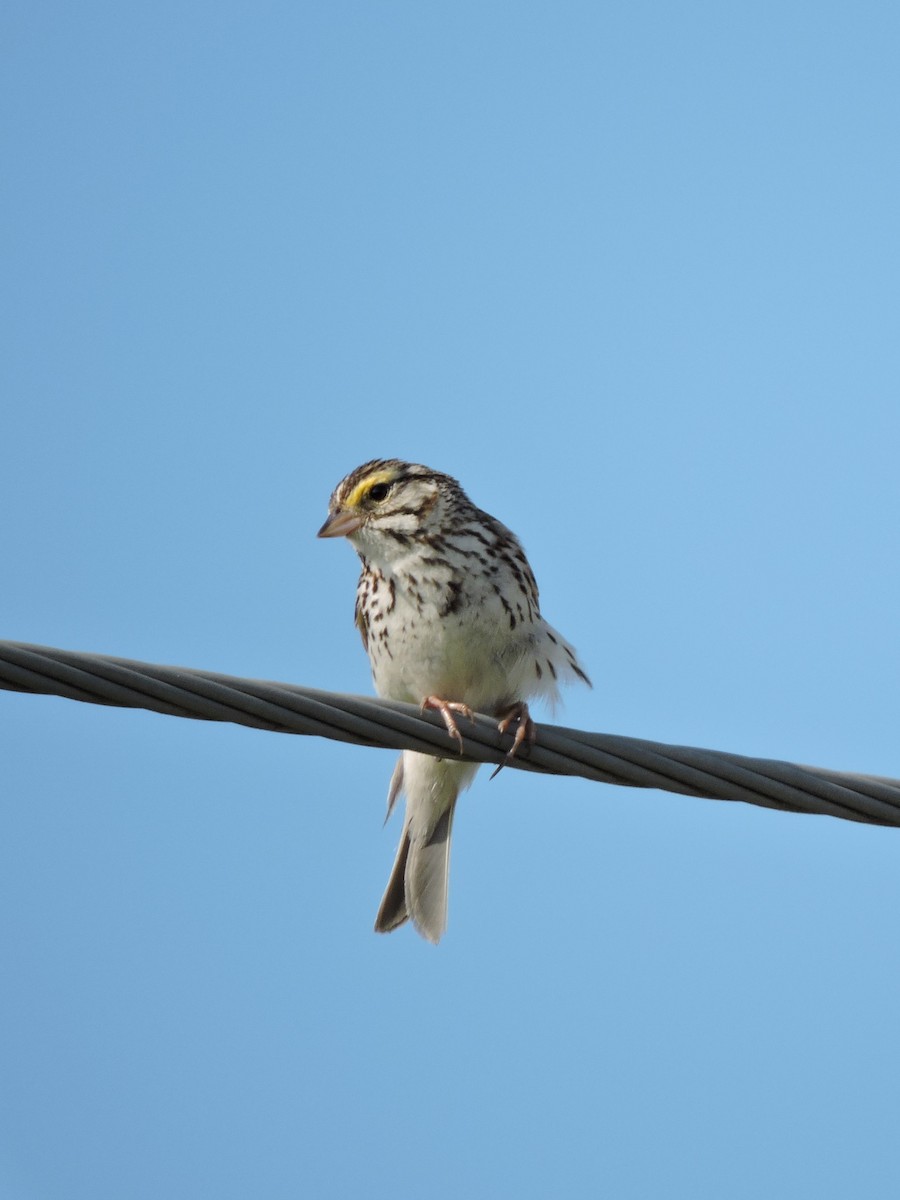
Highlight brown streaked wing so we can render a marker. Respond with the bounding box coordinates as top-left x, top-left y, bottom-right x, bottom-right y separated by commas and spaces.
354, 590, 369, 652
